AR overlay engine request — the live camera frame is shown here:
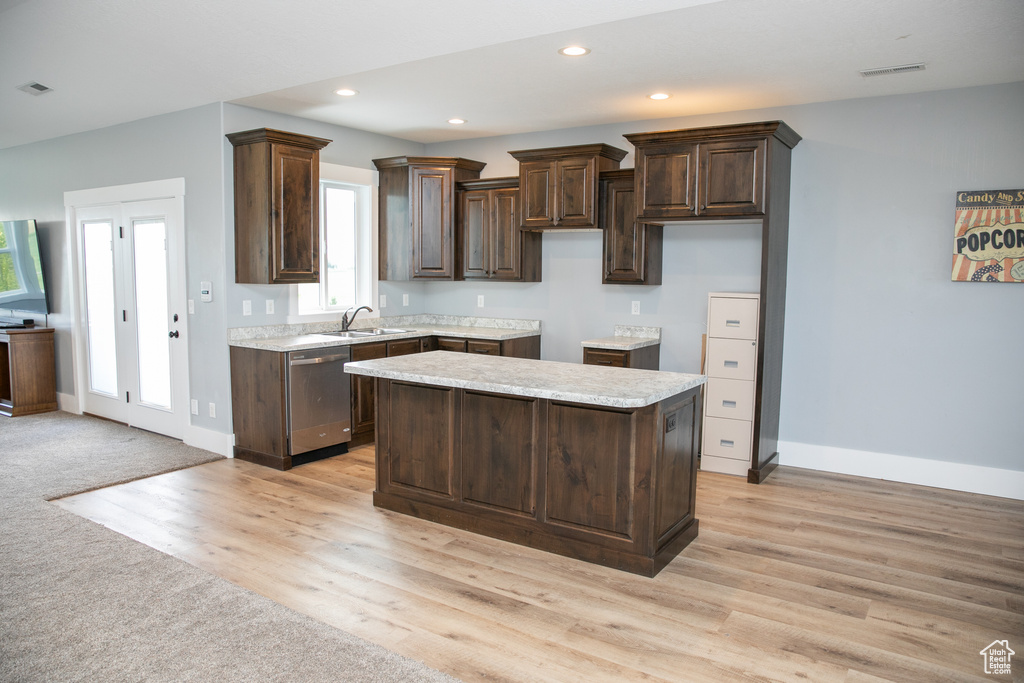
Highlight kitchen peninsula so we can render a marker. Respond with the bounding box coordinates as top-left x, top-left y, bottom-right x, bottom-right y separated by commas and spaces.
346, 351, 705, 576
